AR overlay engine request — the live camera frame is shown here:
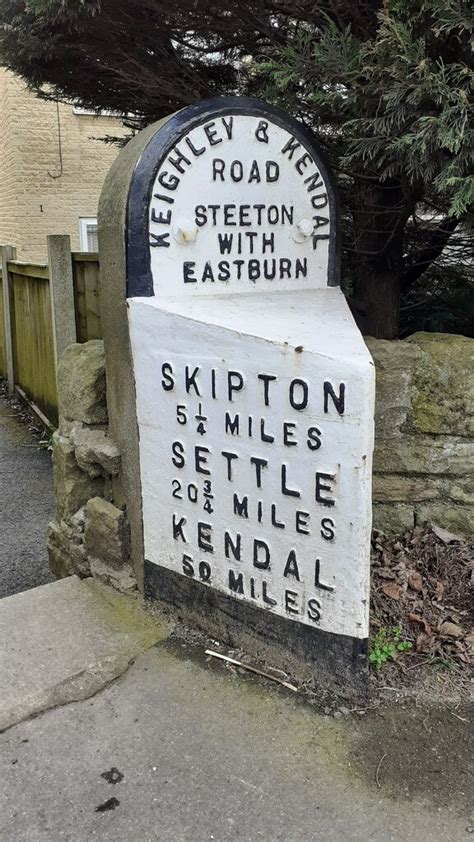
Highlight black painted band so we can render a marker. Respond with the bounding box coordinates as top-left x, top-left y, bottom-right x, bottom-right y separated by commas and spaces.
145, 559, 368, 694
